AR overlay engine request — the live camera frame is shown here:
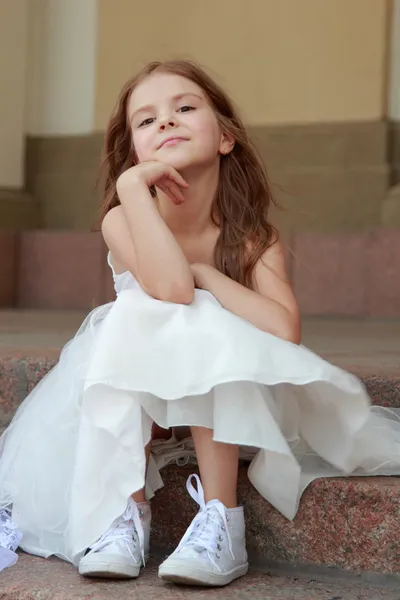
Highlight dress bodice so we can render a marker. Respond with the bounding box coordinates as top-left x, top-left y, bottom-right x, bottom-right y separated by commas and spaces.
107, 252, 139, 294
